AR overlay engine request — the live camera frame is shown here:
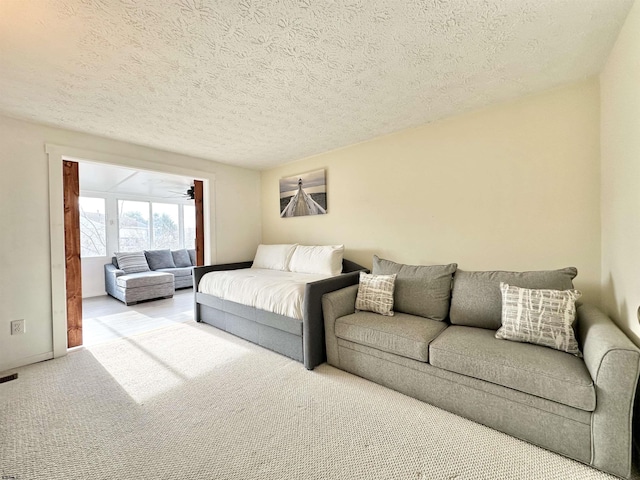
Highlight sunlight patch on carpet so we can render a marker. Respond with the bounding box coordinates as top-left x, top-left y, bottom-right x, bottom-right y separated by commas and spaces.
86, 322, 250, 403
